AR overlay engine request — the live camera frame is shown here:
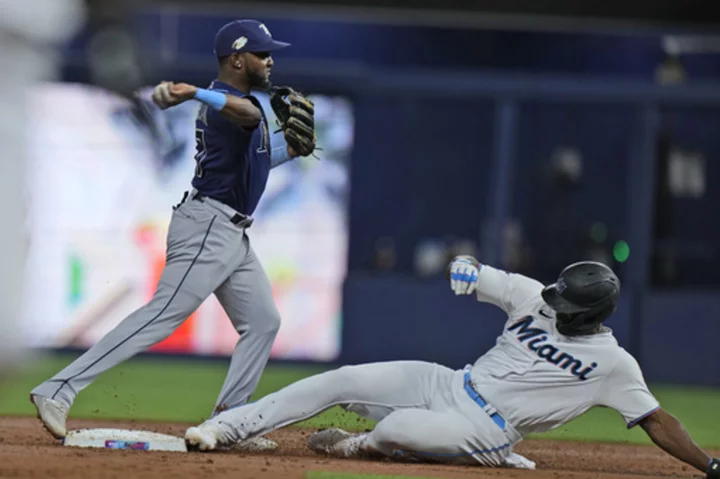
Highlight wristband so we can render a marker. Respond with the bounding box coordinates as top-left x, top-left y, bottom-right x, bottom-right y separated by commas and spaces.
194, 88, 227, 111
271, 146, 294, 168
